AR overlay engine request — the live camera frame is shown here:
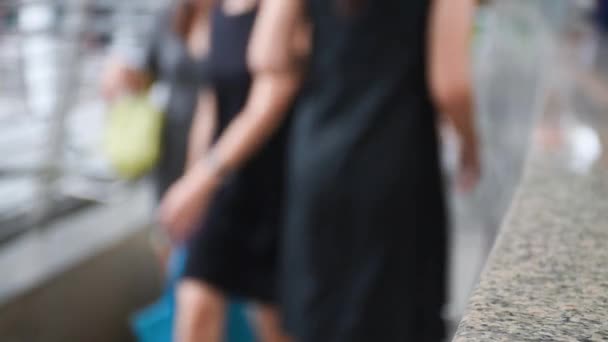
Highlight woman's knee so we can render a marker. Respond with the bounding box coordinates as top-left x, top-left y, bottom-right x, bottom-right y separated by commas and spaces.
176, 280, 226, 329
253, 304, 292, 342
